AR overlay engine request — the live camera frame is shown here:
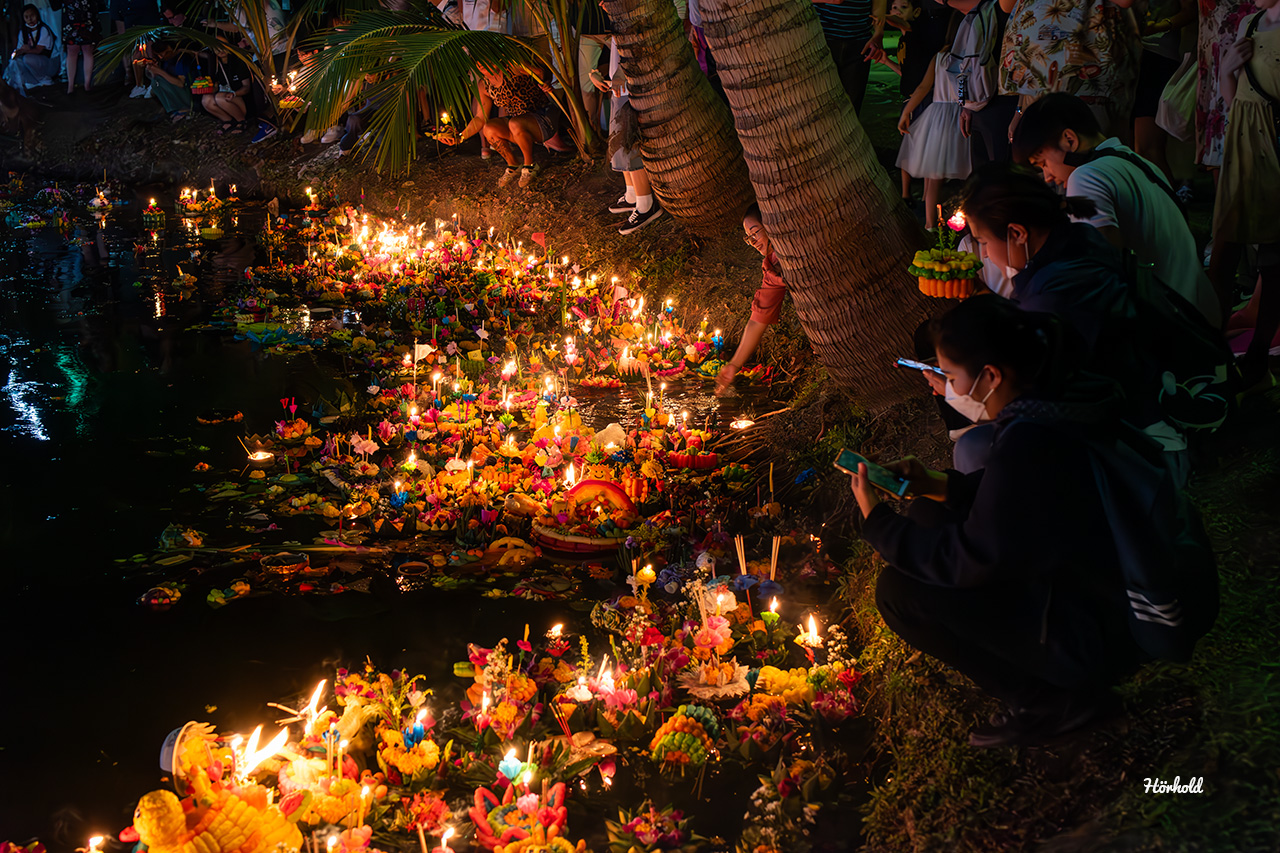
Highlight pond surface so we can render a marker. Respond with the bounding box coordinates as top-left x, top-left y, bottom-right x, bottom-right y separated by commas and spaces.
0, 188, 823, 850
